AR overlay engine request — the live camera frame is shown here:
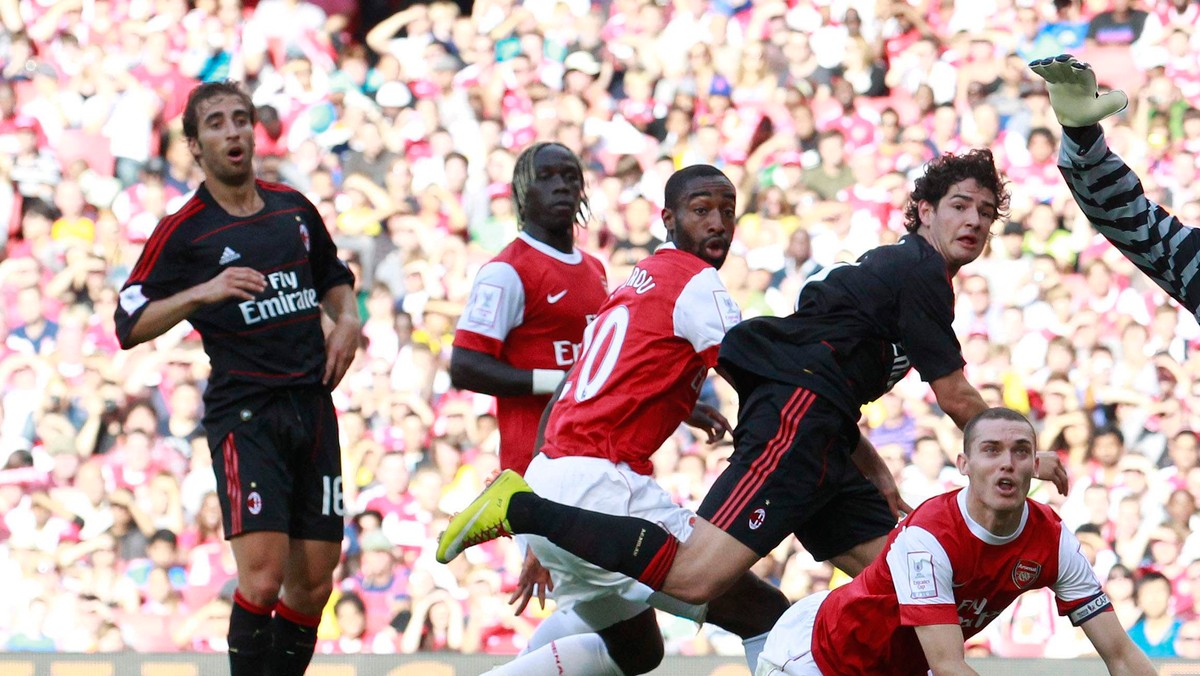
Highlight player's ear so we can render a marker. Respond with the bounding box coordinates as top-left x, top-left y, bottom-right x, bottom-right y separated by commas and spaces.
917, 199, 934, 228
956, 452, 969, 476
662, 208, 675, 241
